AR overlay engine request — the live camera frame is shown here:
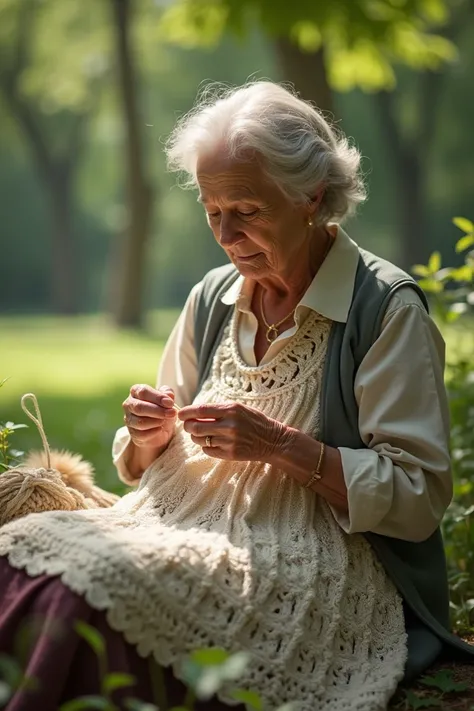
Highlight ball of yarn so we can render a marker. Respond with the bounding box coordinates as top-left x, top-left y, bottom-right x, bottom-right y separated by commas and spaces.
0, 466, 88, 527
25, 449, 120, 508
